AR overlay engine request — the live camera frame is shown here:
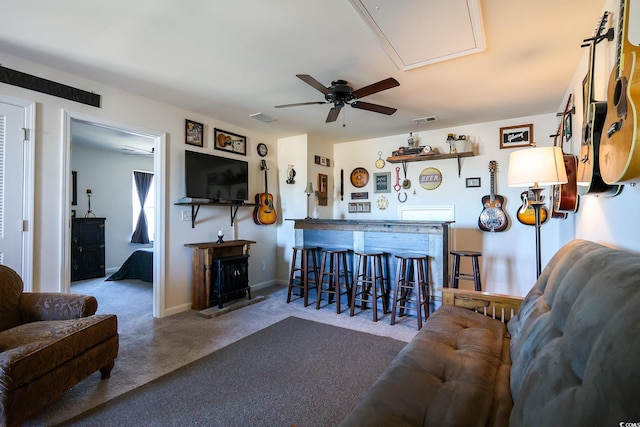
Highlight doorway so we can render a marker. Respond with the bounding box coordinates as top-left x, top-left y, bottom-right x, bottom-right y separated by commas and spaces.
61, 111, 166, 317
